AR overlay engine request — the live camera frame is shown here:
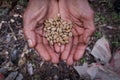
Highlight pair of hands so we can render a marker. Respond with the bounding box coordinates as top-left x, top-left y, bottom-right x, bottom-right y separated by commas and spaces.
23, 0, 95, 65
